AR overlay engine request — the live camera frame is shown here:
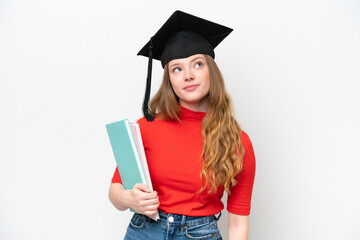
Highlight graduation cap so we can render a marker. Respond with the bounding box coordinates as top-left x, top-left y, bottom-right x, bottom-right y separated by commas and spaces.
138, 10, 233, 121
